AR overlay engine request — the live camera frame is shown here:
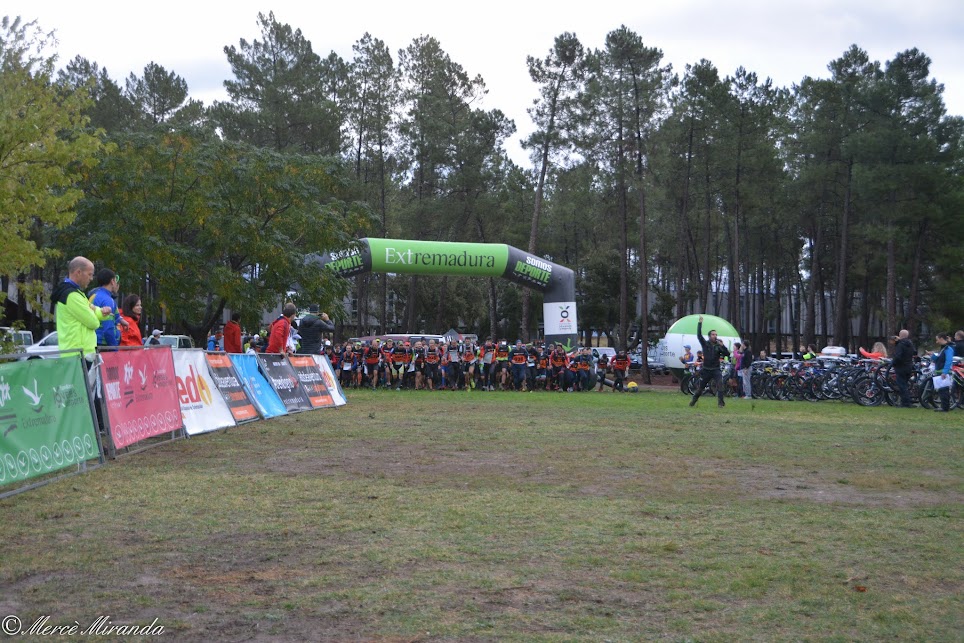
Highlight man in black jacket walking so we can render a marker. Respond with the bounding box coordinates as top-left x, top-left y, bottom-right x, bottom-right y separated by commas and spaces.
689, 315, 731, 408
298, 305, 335, 355
892, 329, 917, 408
